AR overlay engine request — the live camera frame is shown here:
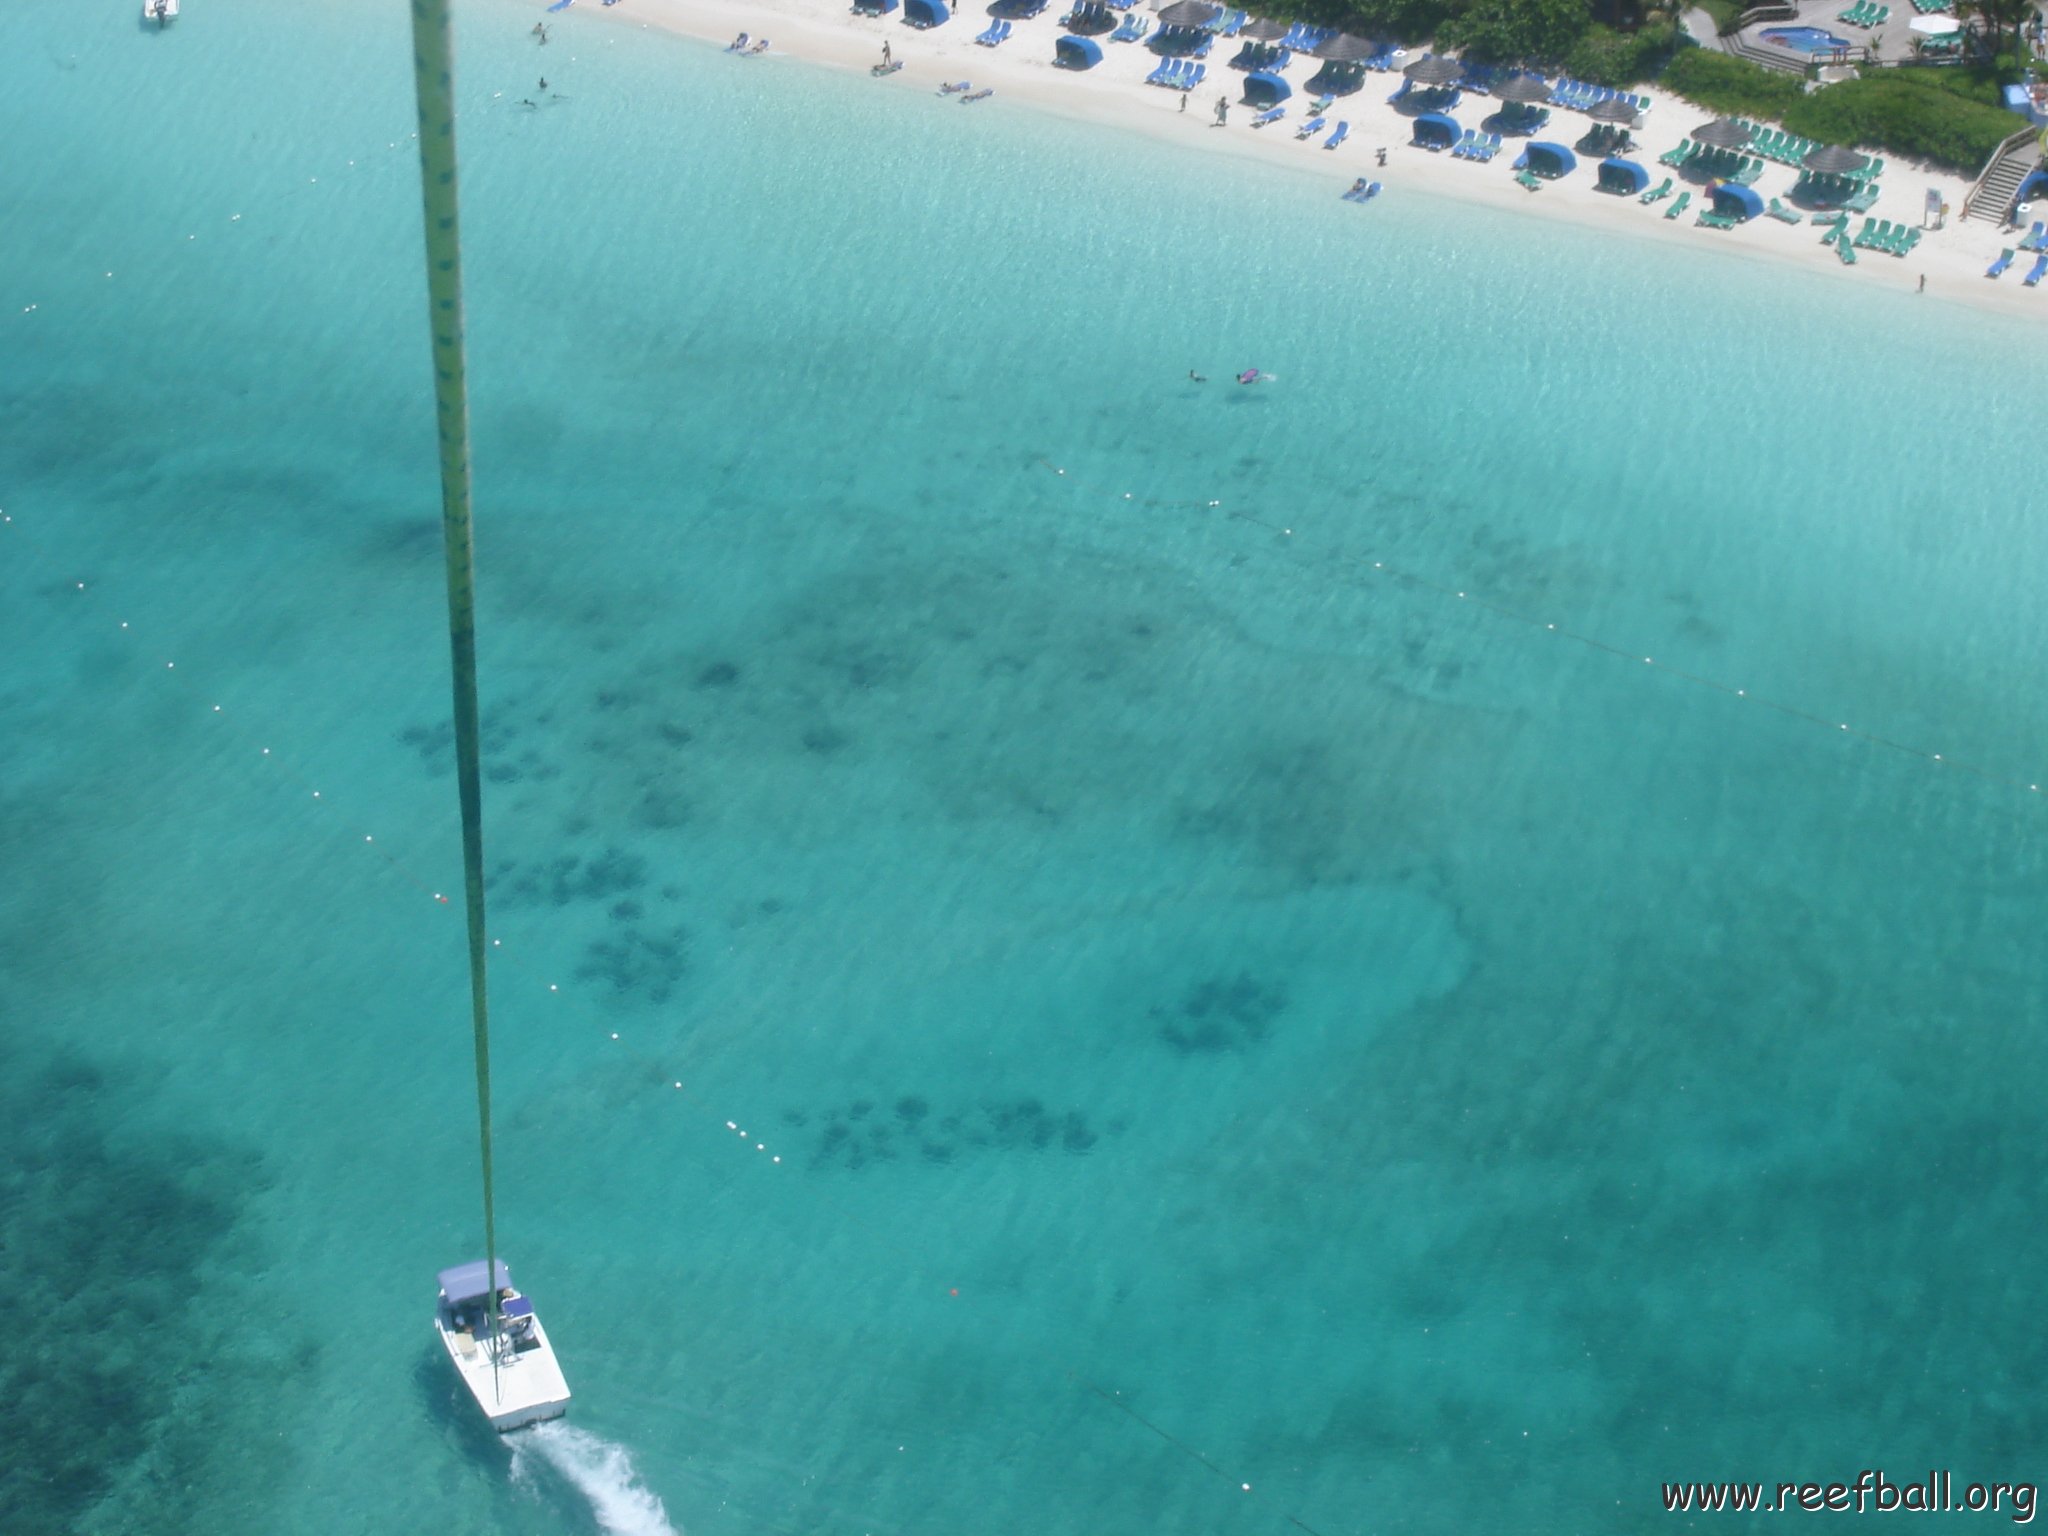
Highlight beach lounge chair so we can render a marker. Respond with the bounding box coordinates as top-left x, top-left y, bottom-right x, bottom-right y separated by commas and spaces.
1767, 197, 1802, 224
2019, 222, 2047, 252
1182, 63, 1206, 90
1297, 116, 1327, 140
1664, 190, 1691, 220
1252, 106, 1286, 127
1819, 213, 1849, 244
938, 80, 970, 94
1516, 168, 1543, 191
1850, 217, 1879, 249
962, 87, 992, 101
2027, 253, 2048, 286
1478, 133, 1503, 162
1986, 248, 2016, 277
1639, 176, 1672, 204
974, 19, 1006, 43
1697, 209, 1738, 230
1324, 120, 1350, 150
1894, 227, 1921, 257
1837, 234, 1857, 265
